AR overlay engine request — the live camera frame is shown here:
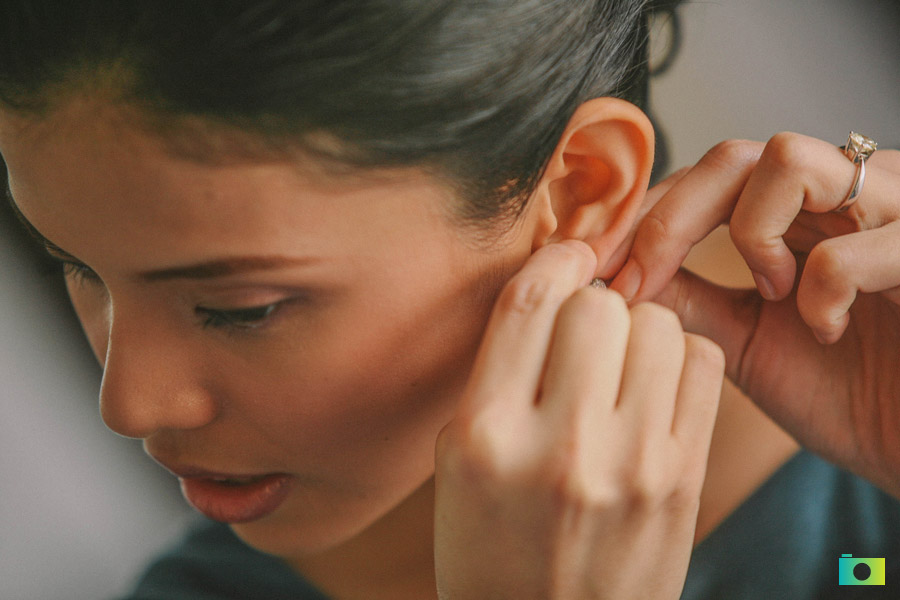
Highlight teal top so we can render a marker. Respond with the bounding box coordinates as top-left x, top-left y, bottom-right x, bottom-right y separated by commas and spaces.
121, 451, 900, 599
